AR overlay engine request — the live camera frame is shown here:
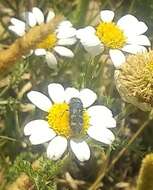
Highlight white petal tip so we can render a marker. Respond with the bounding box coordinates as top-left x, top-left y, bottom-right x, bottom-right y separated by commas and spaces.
47, 136, 67, 160
70, 140, 90, 162
100, 10, 114, 22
